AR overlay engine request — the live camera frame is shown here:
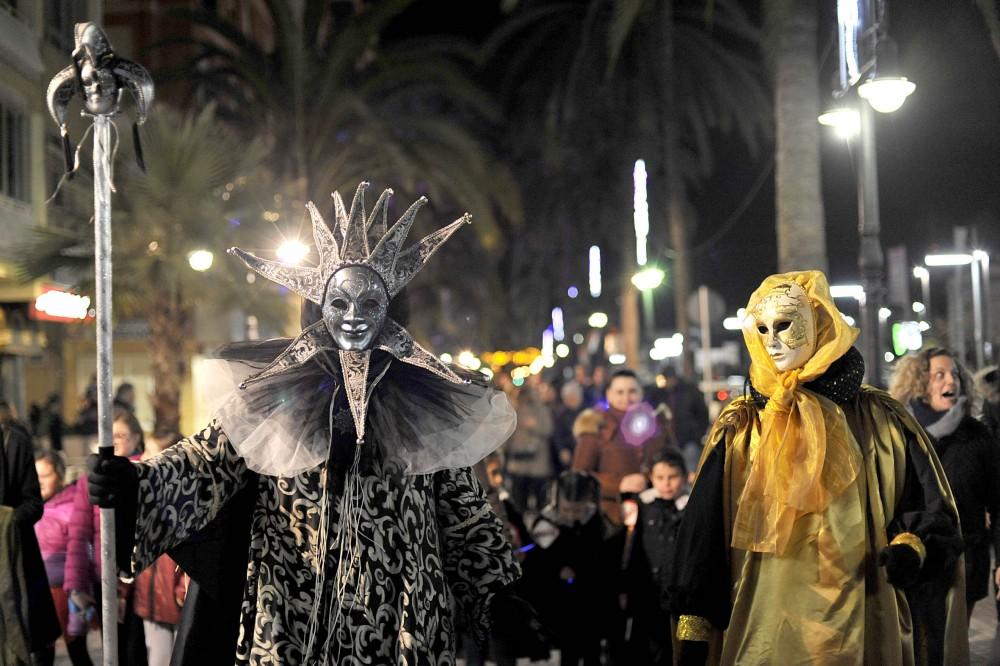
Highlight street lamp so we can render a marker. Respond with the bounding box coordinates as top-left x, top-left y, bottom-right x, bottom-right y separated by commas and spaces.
913, 265, 931, 322
925, 251, 990, 367
817, 107, 860, 139
588, 312, 609, 328
631, 266, 665, 291
818, 5, 916, 387
187, 249, 214, 272
857, 77, 916, 114
830, 284, 865, 300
